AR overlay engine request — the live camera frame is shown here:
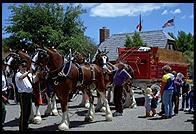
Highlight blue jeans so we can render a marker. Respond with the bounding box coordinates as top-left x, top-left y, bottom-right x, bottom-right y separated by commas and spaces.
162, 90, 173, 117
